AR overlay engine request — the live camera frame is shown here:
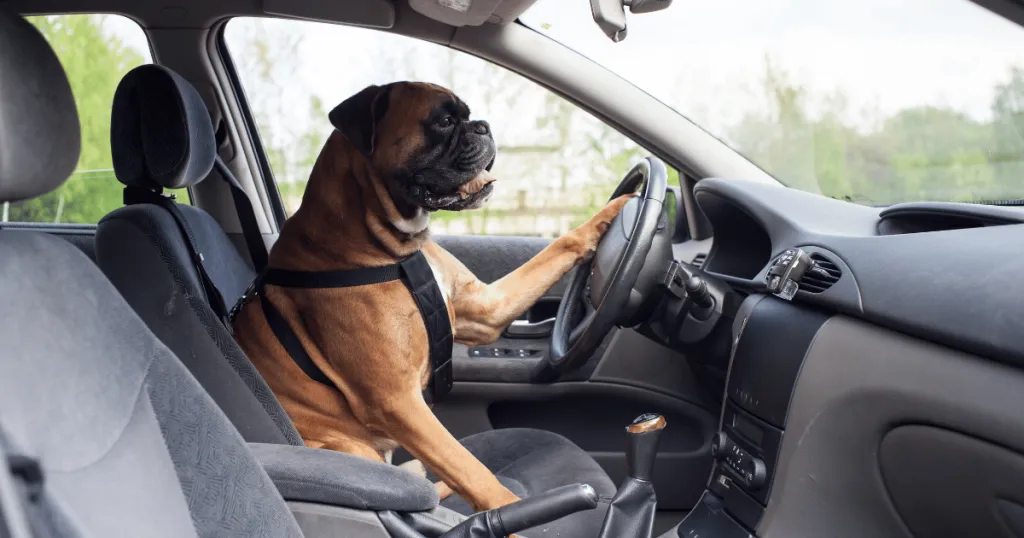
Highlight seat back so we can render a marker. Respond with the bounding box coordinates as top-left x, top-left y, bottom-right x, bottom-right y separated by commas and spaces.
0, 9, 303, 537
95, 65, 302, 446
